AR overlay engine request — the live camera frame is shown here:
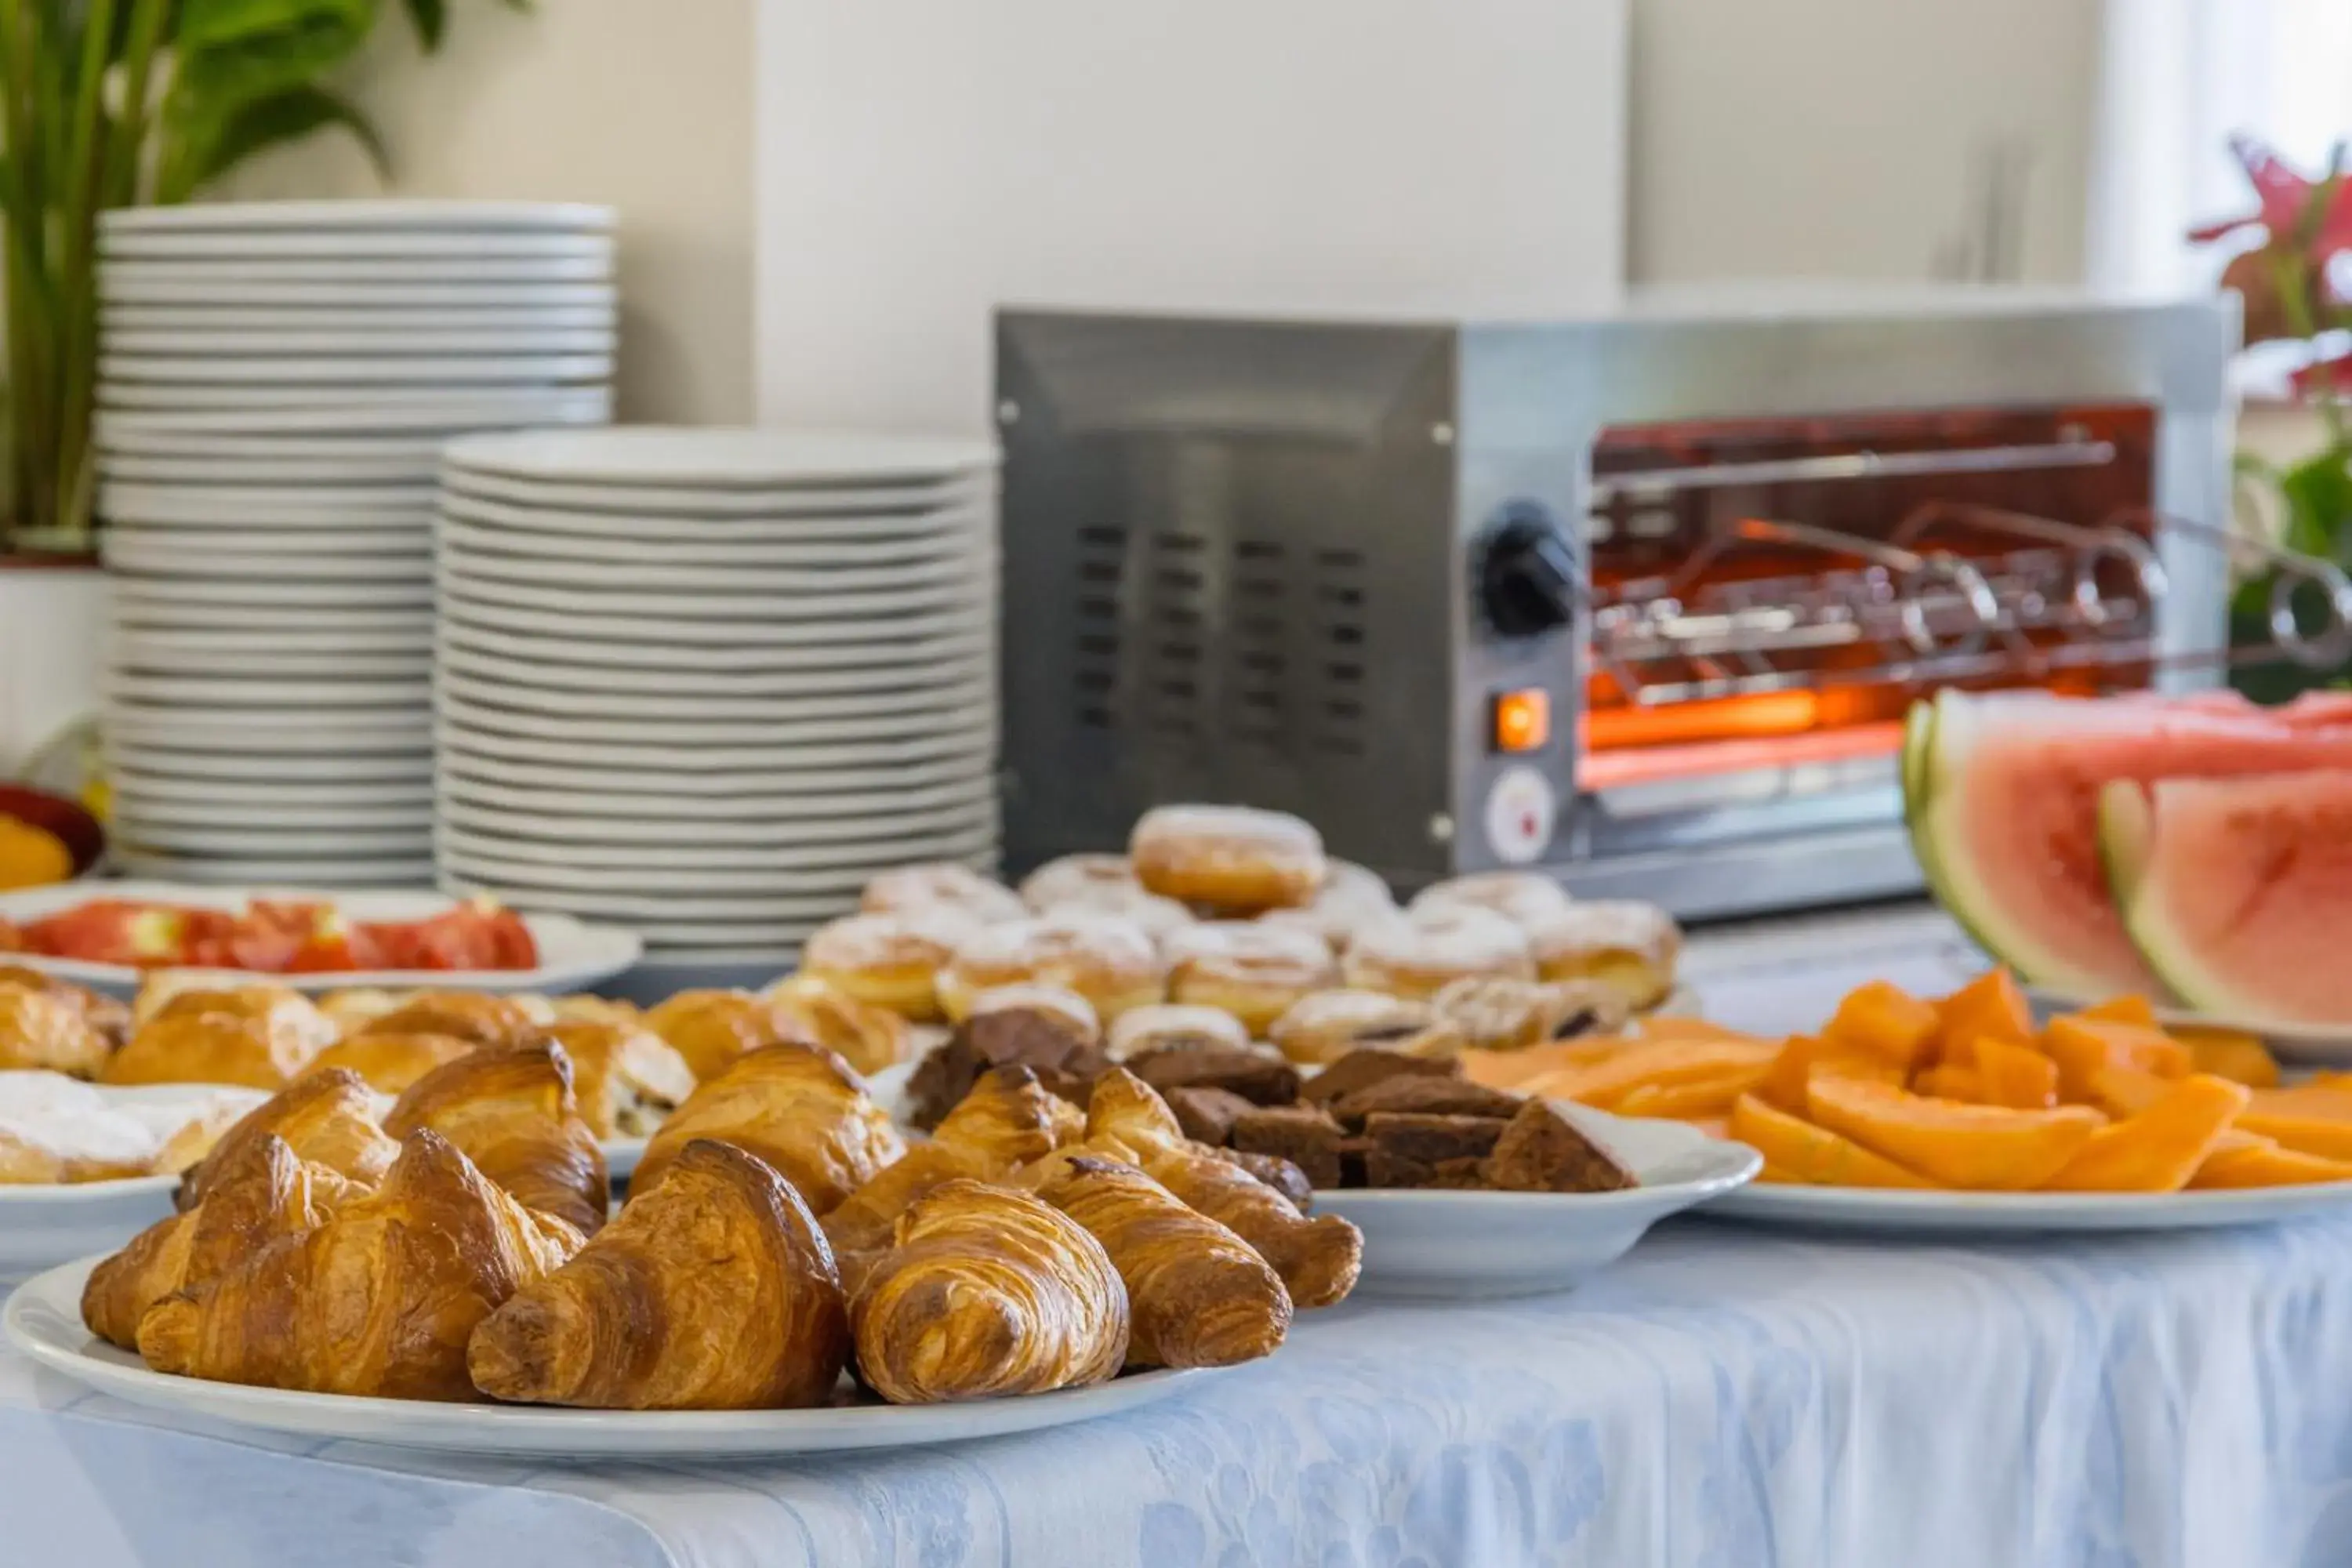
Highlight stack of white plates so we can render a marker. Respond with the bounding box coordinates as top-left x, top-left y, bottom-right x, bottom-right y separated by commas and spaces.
434, 428, 1003, 970
93, 201, 618, 887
